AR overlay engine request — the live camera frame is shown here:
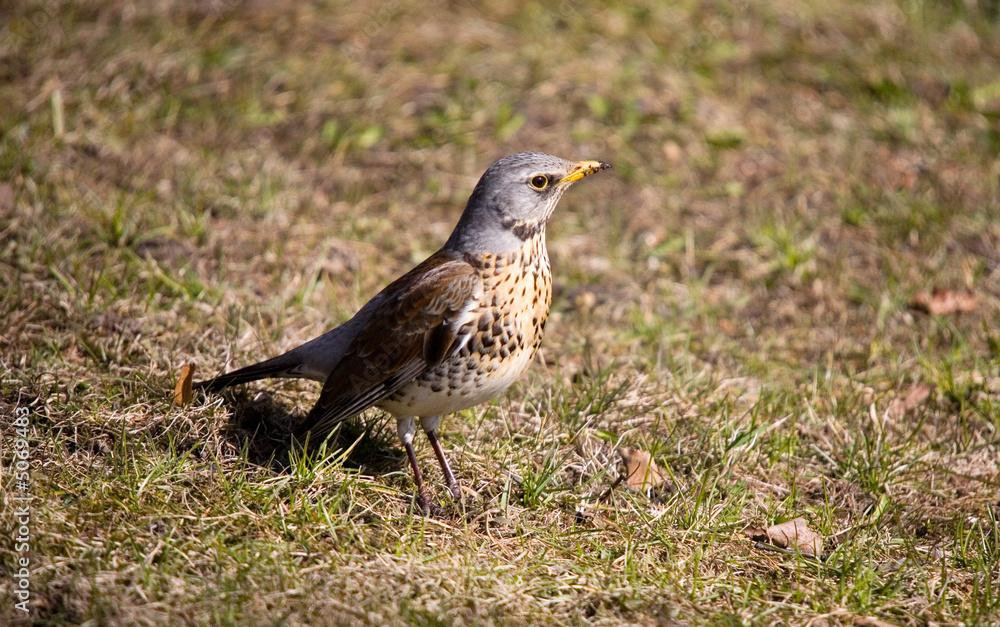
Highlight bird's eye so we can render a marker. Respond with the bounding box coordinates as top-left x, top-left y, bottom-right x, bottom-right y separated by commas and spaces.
529, 175, 549, 190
